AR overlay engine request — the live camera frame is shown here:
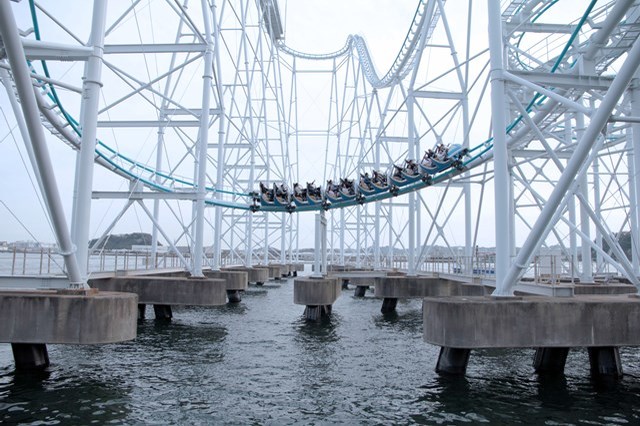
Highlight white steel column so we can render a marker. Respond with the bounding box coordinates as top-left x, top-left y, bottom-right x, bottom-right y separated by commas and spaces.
356, 207, 362, 269
340, 209, 345, 265
312, 212, 327, 277
407, 90, 416, 276
631, 83, 640, 275
593, 158, 604, 271
0, 1, 84, 287
581, 201, 594, 282
281, 213, 286, 264
627, 127, 639, 274
488, 0, 511, 295
566, 116, 578, 274
501, 33, 640, 292
71, 0, 108, 280
576, 111, 593, 282
192, 0, 215, 277
211, 1, 226, 271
